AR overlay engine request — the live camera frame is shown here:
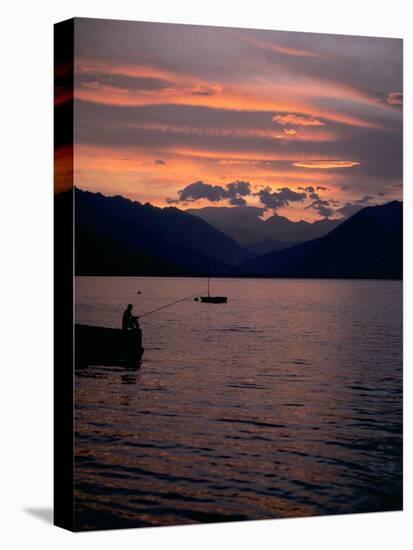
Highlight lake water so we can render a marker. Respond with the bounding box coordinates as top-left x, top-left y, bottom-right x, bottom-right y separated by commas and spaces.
74, 277, 402, 530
